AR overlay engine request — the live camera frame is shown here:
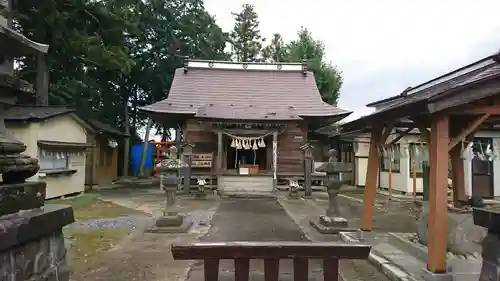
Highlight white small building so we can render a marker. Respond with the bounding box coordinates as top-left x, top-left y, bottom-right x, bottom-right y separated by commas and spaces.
5, 105, 93, 199
352, 96, 499, 199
